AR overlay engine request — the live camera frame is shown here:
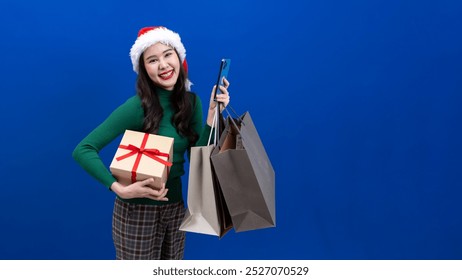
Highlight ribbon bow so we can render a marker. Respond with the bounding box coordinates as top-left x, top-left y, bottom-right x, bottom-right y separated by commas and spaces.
116, 133, 172, 183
